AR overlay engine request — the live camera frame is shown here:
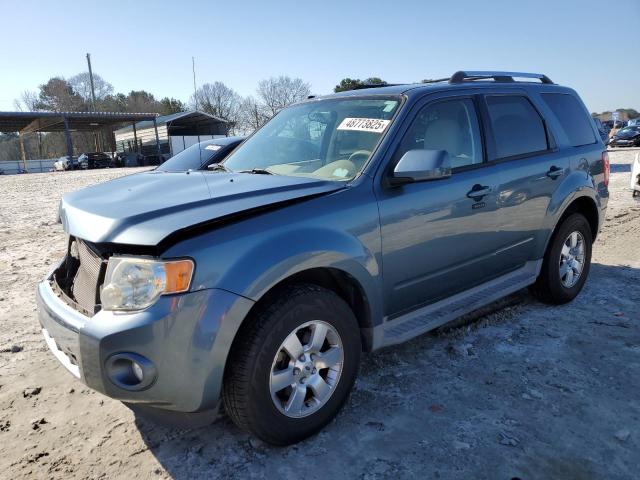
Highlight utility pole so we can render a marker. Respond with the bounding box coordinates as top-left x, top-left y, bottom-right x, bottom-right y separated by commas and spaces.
86, 53, 101, 152
86, 53, 97, 111
192, 56, 198, 111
